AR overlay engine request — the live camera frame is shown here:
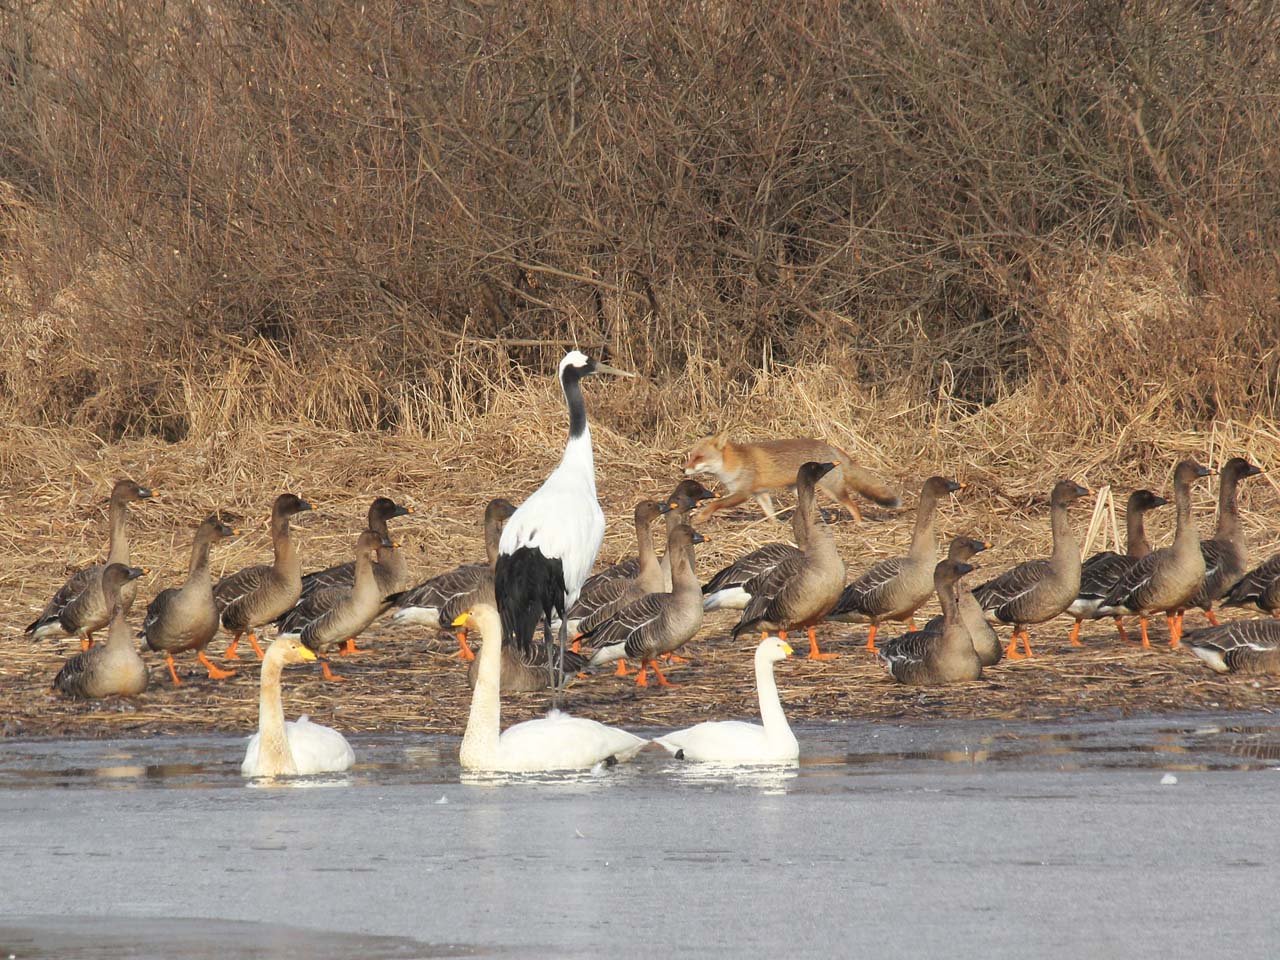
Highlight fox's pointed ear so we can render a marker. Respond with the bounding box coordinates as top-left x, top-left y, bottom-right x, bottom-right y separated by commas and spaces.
711, 430, 728, 449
